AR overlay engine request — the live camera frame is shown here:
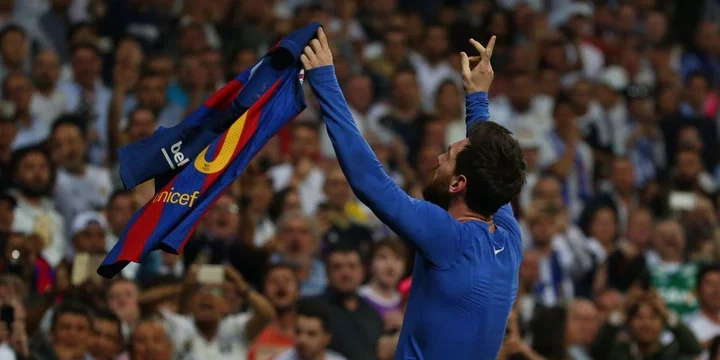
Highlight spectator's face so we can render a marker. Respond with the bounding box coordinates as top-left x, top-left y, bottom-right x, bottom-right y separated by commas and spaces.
131, 321, 172, 360
290, 126, 318, 161
33, 50, 61, 91
644, 12, 668, 43
73, 224, 106, 253
421, 142, 456, 210
189, 286, 228, 322
107, 194, 134, 235
14, 152, 52, 198
686, 76, 709, 108
0, 199, 13, 232
279, 217, 315, 260
115, 39, 144, 69
677, 127, 703, 152
371, 246, 405, 288
345, 76, 373, 113
696, 22, 719, 53
425, 27, 448, 59
206, 194, 239, 240
435, 82, 461, 117
248, 175, 273, 213
51, 313, 91, 353
148, 57, 174, 86
127, 108, 157, 141
530, 215, 555, 246
611, 159, 636, 193
0, 120, 16, 150
50, 123, 87, 172
627, 211, 653, 248
106, 281, 140, 323
72, 49, 101, 87
5, 74, 32, 112
327, 251, 364, 294
566, 301, 599, 346
537, 69, 560, 96
264, 267, 300, 311
519, 250, 540, 286
178, 25, 208, 54
282, 191, 302, 215
553, 103, 576, 134
0, 31, 27, 67
203, 50, 224, 85
324, 168, 351, 210
590, 208, 616, 245
675, 151, 702, 181
533, 178, 563, 207
391, 72, 419, 107
90, 318, 123, 360
231, 50, 258, 76
138, 76, 167, 111
571, 81, 592, 111
595, 289, 623, 322
295, 315, 331, 359
384, 31, 408, 63
700, 271, 720, 312
630, 303, 663, 345
508, 76, 533, 110
655, 221, 685, 258
657, 88, 679, 115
